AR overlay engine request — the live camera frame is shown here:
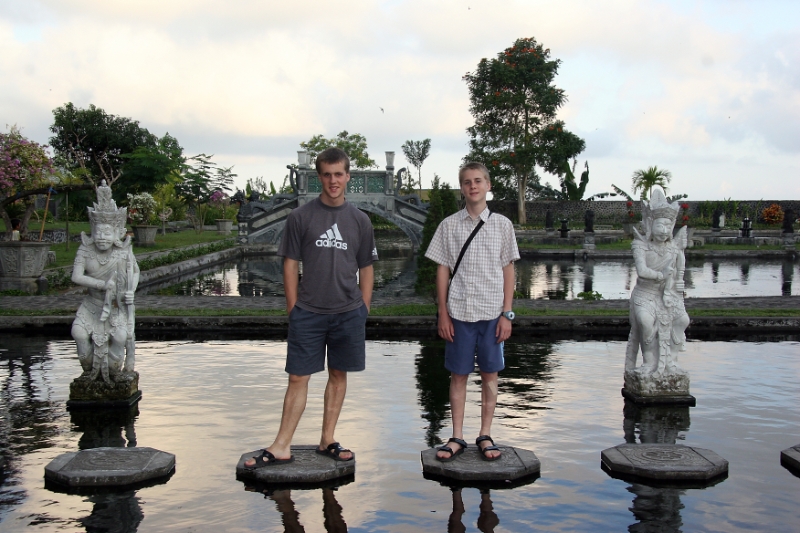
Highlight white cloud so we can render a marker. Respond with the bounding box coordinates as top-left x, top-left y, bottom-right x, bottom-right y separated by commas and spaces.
1, 0, 798, 199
